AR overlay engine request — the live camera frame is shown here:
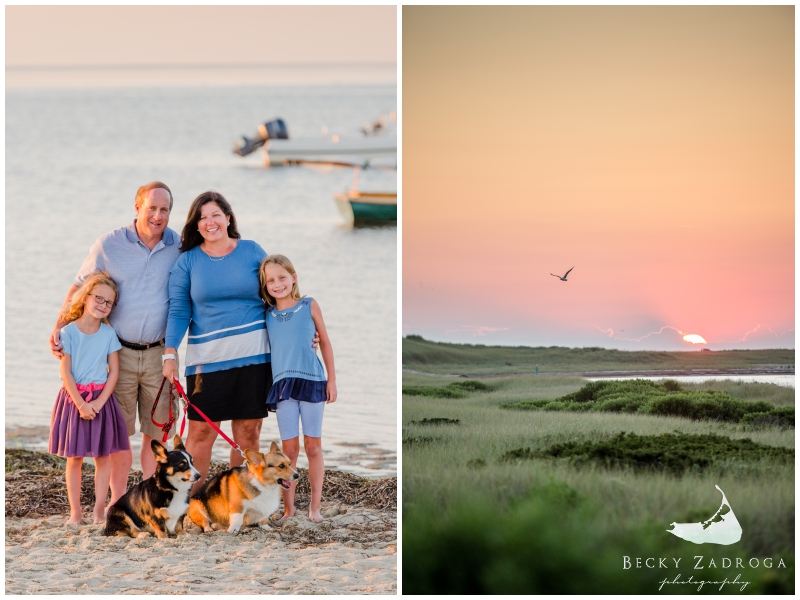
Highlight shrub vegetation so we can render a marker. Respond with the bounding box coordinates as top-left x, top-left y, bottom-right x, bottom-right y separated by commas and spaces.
500, 379, 794, 426
501, 432, 795, 475
402, 380, 489, 398
402, 435, 437, 446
